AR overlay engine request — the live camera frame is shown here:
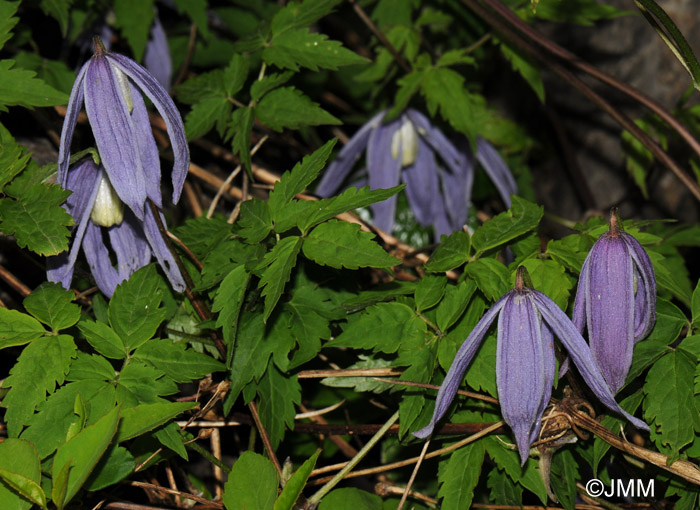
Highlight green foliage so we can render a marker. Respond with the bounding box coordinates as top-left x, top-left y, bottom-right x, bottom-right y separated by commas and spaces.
113, 0, 155, 61
471, 196, 543, 256
437, 441, 484, 508
318, 488, 383, 510
256, 86, 340, 131
223, 451, 279, 510
257, 235, 303, 321
0, 60, 68, 110
425, 230, 471, 272
0, 439, 42, 510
